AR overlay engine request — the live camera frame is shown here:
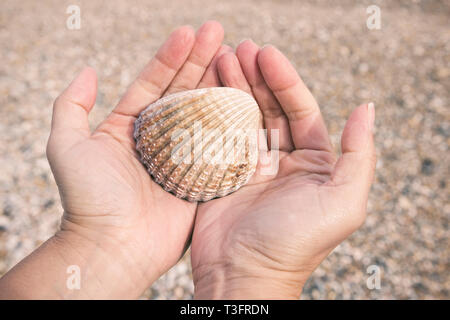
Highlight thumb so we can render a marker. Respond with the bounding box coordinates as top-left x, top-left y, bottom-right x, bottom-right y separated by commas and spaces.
331, 103, 376, 187
329, 103, 376, 226
50, 67, 97, 148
